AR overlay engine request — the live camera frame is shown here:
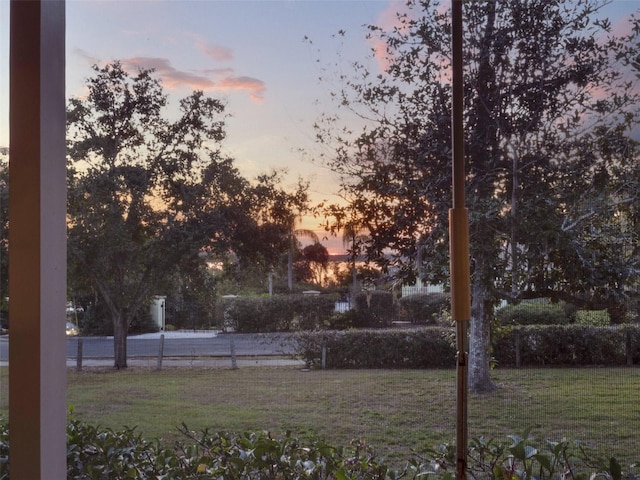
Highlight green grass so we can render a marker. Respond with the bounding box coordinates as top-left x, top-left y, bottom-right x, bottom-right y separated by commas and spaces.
1, 366, 639, 466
